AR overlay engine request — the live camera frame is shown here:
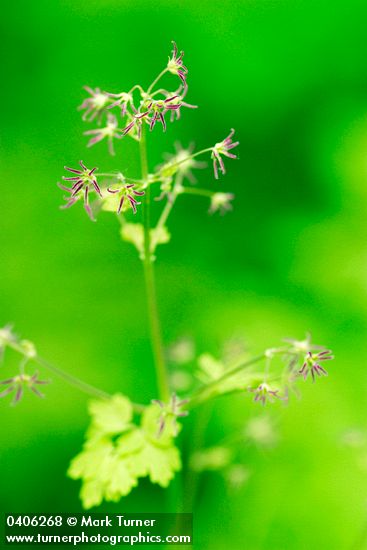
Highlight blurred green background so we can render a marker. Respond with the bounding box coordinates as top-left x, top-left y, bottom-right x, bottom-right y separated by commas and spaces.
2, 0, 367, 548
